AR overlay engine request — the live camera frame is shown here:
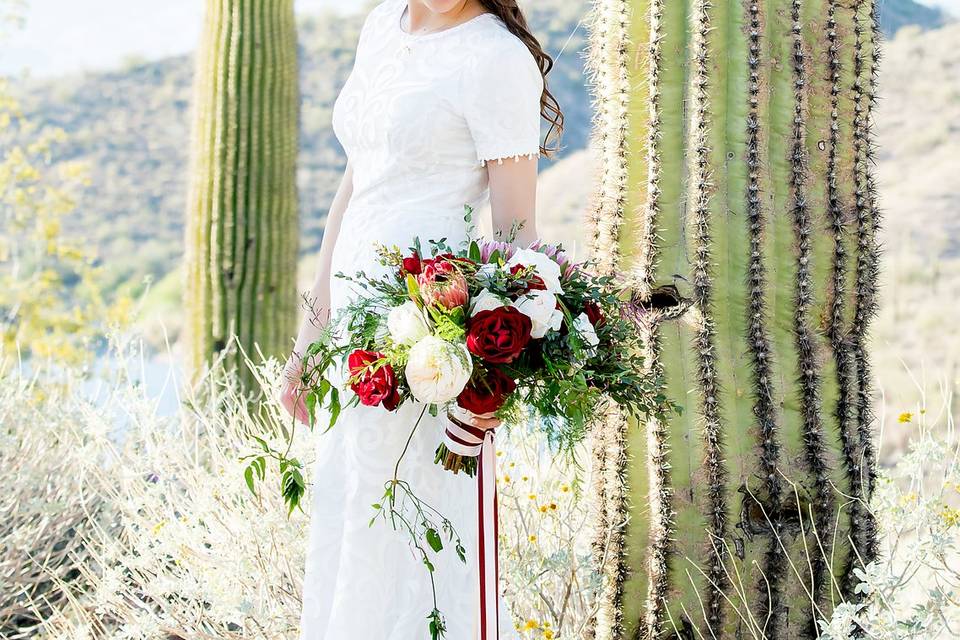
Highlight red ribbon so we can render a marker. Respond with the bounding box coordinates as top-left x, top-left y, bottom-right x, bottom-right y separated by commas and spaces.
444, 418, 499, 640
